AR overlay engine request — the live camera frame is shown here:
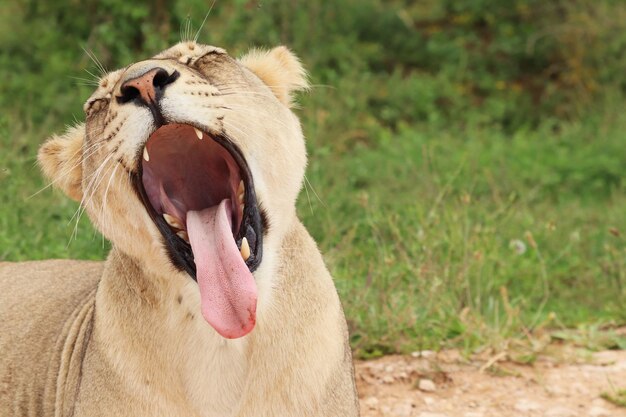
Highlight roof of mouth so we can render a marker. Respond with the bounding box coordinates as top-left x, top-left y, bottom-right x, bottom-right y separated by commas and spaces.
142, 124, 243, 234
